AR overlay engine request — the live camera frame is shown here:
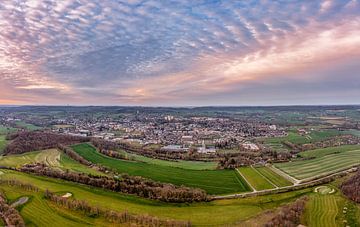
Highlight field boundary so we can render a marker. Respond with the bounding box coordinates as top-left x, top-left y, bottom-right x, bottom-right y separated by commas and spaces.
236, 168, 256, 192
214, 166, 357, 200
252, 166, 279, 189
